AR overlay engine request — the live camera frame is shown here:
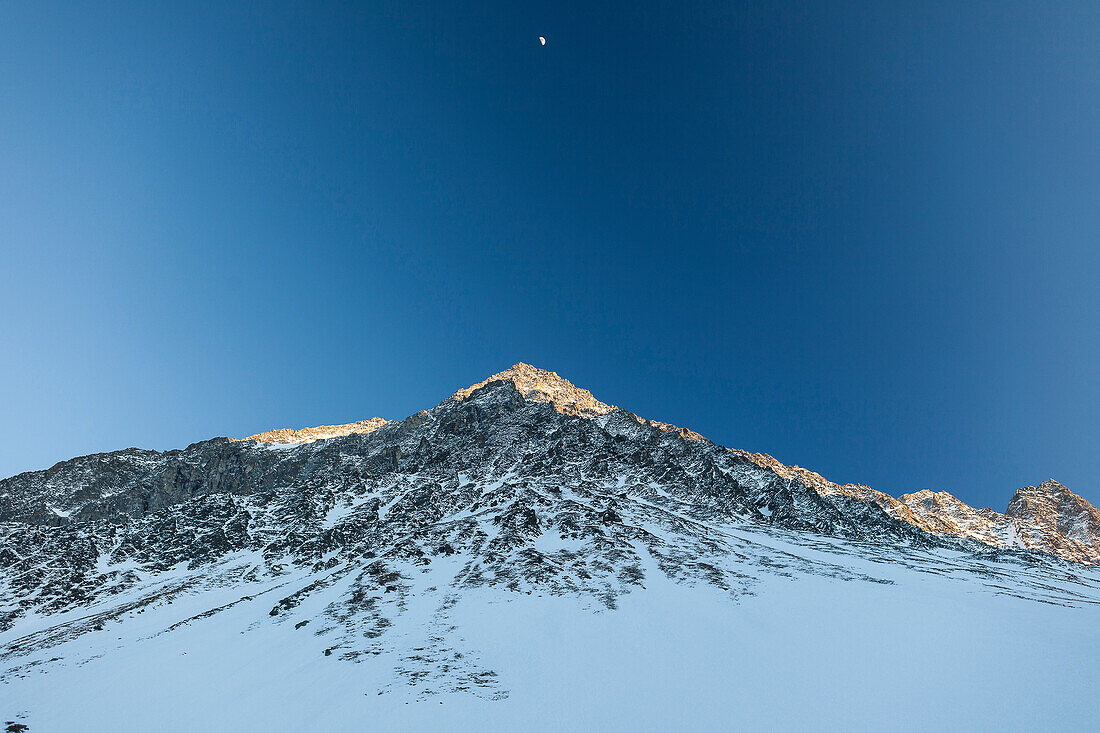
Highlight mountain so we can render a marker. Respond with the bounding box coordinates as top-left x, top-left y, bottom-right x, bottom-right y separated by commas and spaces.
2, 363, 1099, 731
